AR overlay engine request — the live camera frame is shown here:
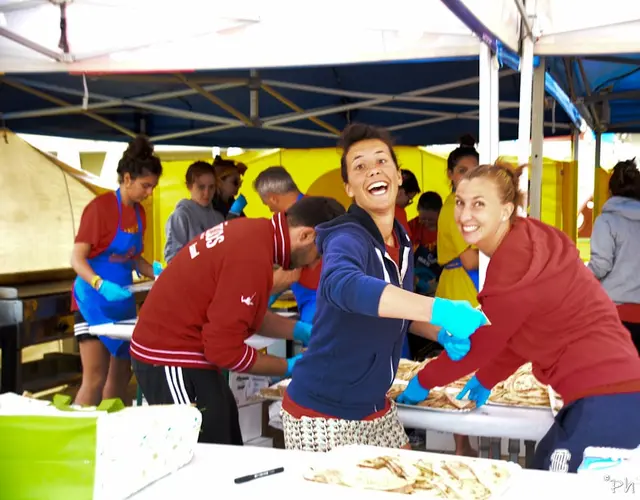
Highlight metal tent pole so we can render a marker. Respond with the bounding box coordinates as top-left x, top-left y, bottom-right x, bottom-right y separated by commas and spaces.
530, 58, 546, 219
517, 0, 536, 213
